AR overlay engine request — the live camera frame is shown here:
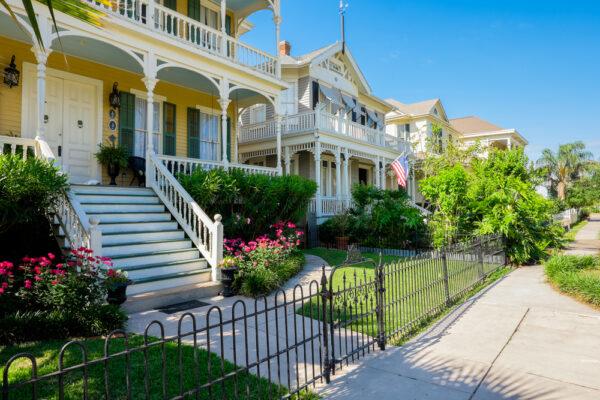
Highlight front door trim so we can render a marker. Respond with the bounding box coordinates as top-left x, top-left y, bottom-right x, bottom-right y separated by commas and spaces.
21, 62, 104, 181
